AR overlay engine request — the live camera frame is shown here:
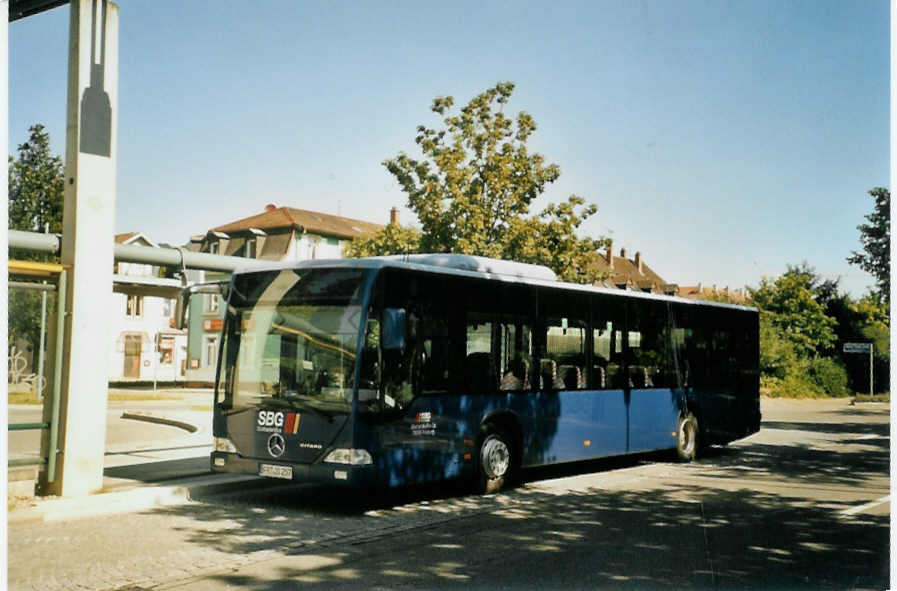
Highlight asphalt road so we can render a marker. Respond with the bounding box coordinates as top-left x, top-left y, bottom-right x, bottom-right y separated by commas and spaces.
8, 397, 890, 591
